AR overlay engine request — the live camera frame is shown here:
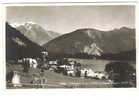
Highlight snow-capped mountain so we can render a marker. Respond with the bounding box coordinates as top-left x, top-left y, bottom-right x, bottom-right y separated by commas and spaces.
11, 21, 61, 46
10, 21, 36, 28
